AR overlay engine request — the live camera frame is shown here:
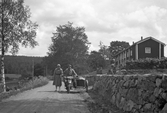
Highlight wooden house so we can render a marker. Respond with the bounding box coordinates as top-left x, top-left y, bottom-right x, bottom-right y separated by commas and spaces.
114, 37, 166, 68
